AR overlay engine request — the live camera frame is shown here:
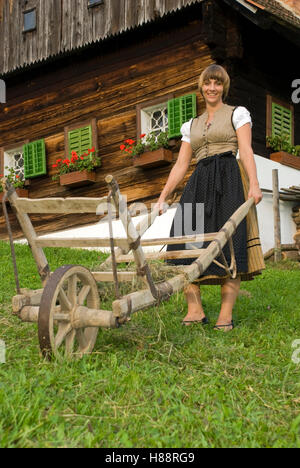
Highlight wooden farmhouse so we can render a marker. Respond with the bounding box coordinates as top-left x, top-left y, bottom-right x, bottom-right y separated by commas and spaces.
0, 0, 300, 240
